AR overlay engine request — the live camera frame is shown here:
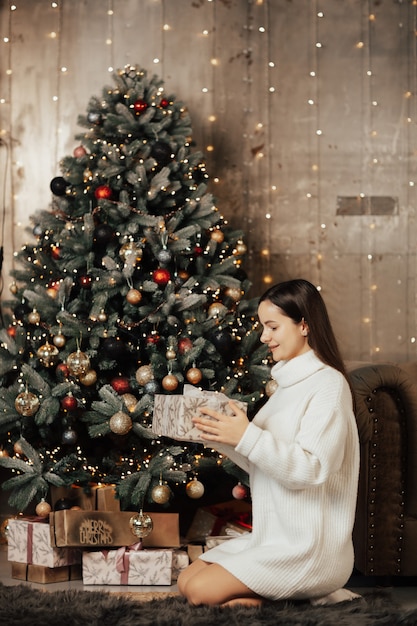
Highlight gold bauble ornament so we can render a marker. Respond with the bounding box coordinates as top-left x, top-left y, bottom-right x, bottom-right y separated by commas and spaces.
15, 391, 40, 416
135, 364, 154, 386
208, 302, 227, 318
35, 499, 52, 518
166, 348, 176, 360
28, 309, 41, 324
37, 342, 59, 367
109, 410, 133, 435
186, 477, 205, 499
162, 373, 179, 391
234, 241, 247, 255
98, 309, 108, 322
225, 287, 242, 302
126, 288, 142, 305
210, 229, 225, 243
129, 510, 153, 539
186, 367, 203, 385
0, 448, 9, 458
119, 241, 143, 264
265, 379, 278, 397
9, 281, 18, 295
67, 349, 90, 377
151, 482, 171, 505
53, 332, 66, 348
79, 369, 97, 386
